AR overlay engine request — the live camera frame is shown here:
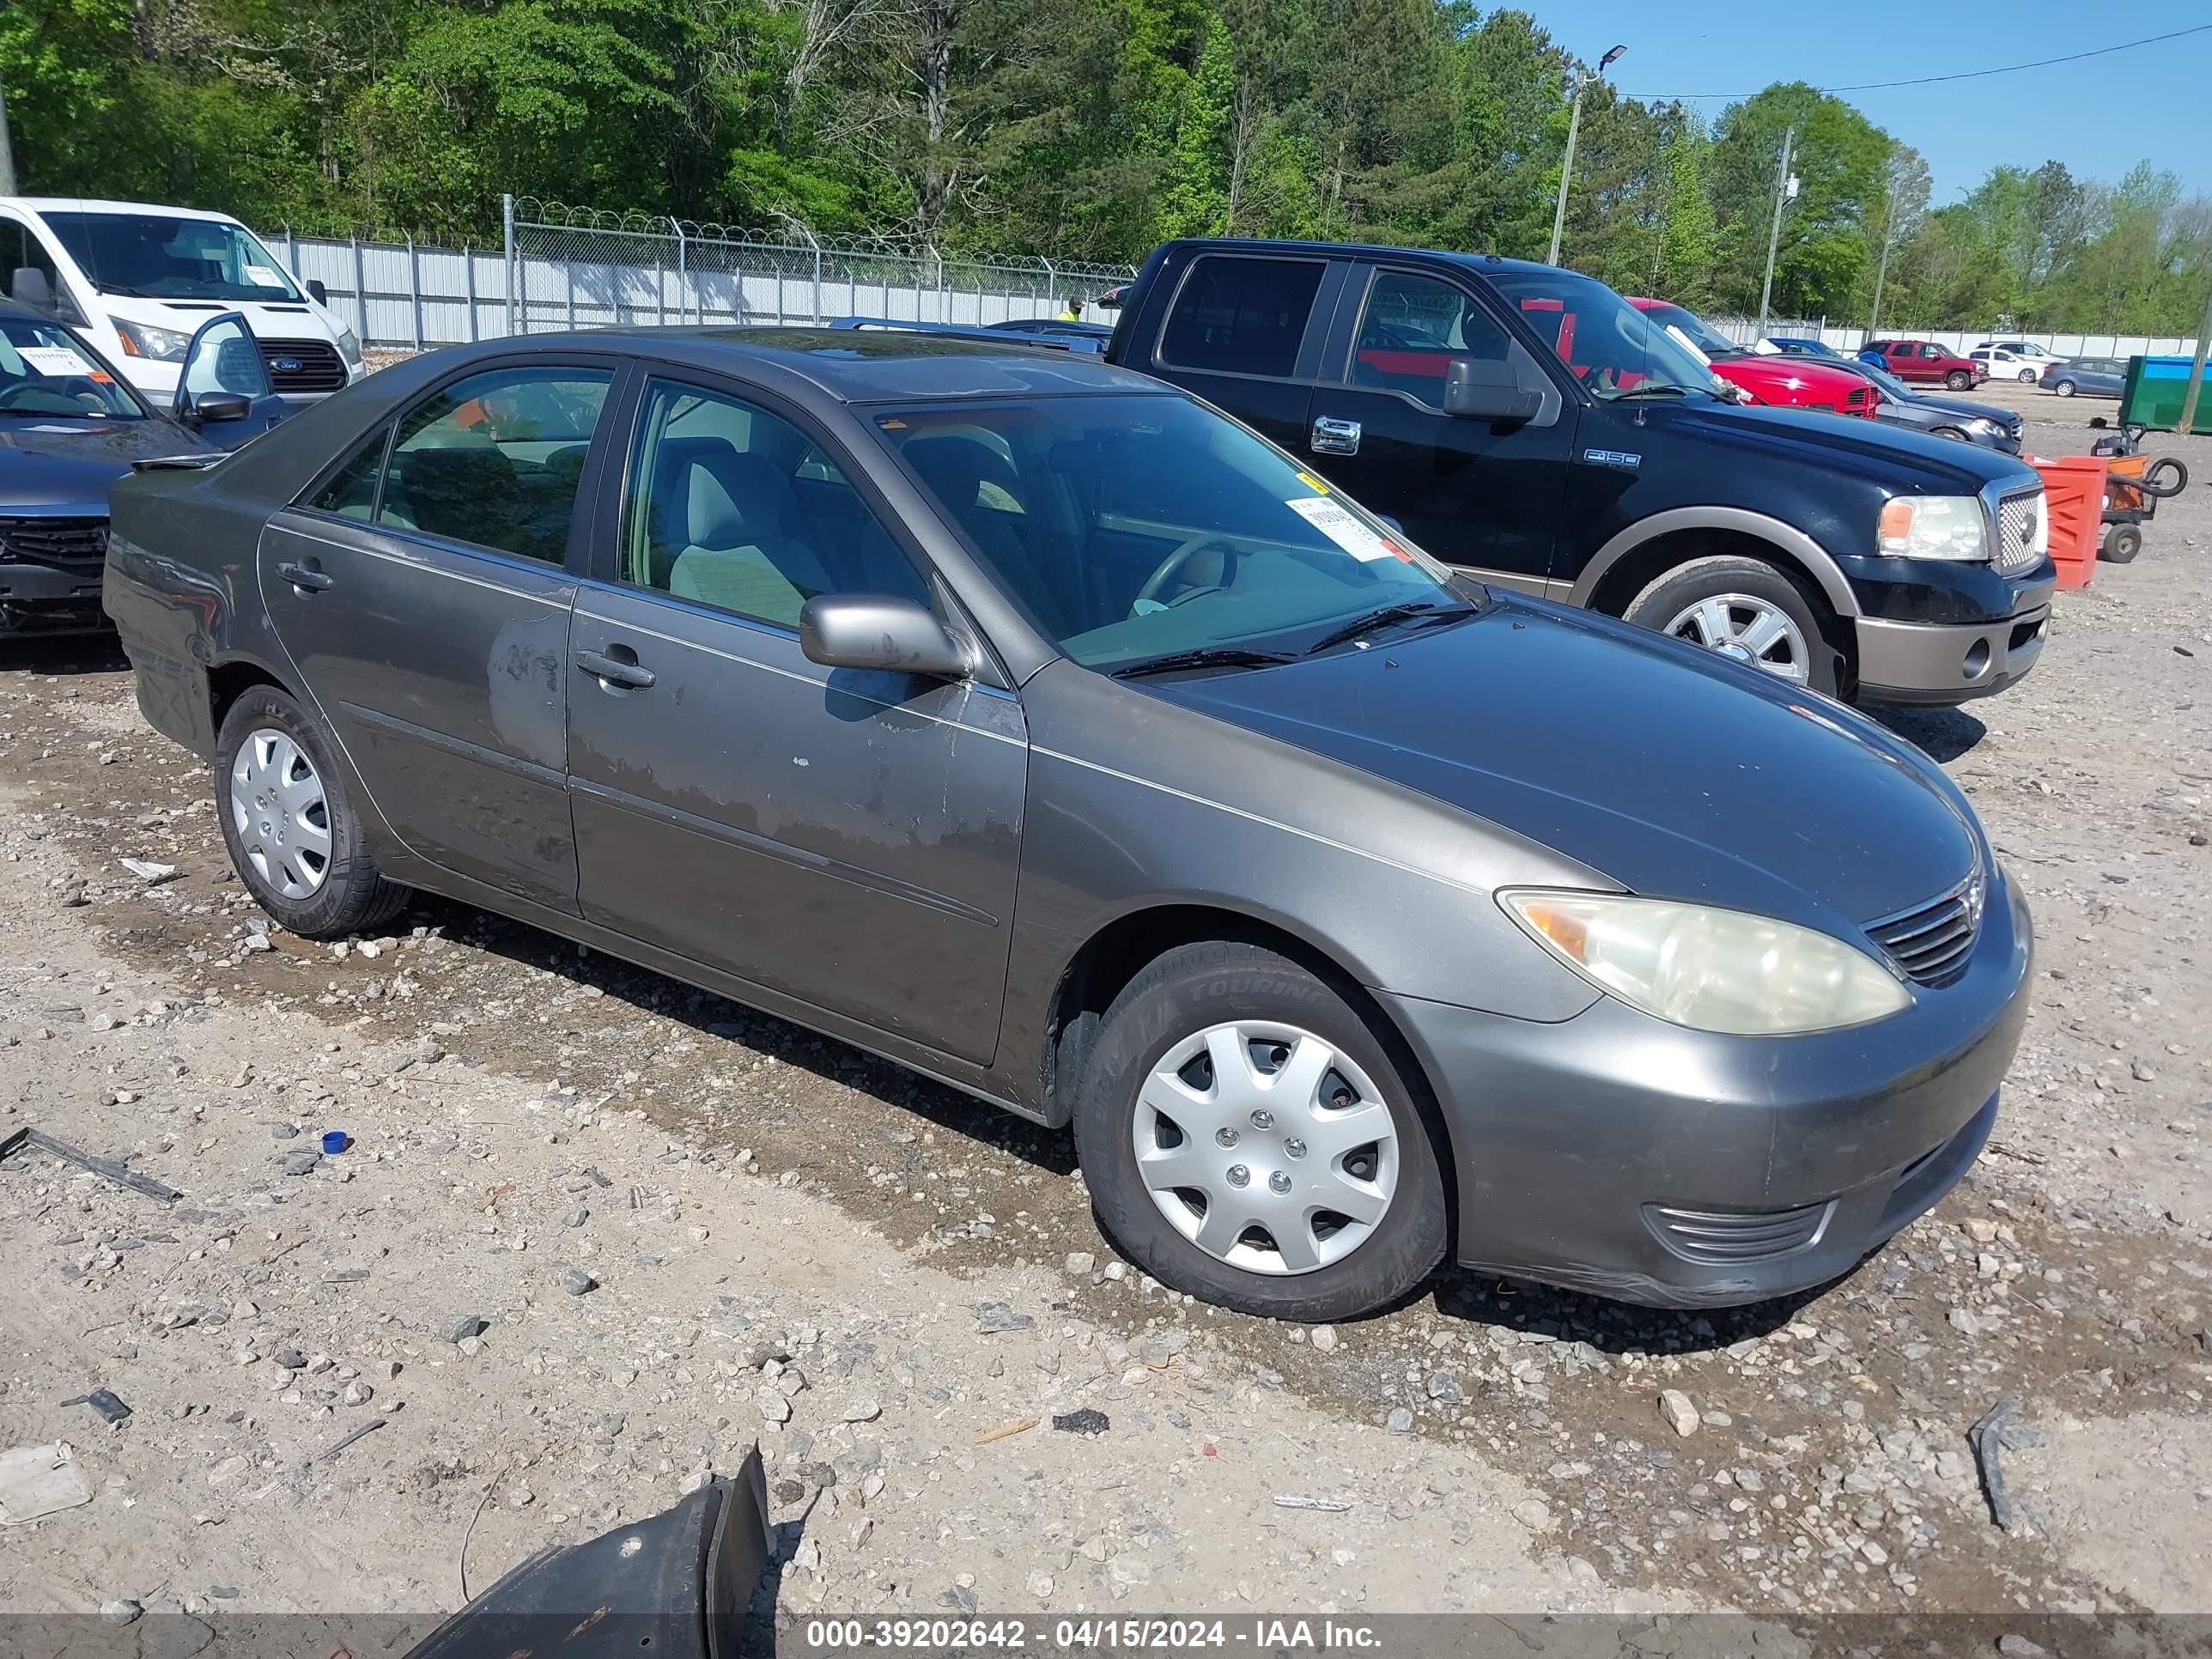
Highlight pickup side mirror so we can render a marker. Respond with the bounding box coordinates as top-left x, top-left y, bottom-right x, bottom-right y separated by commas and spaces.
1442, 356, 1541, 423
9, 267, 53, 311
187, 391, 254, 425
306, 278, 329, 307
799, 593, 971, 679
